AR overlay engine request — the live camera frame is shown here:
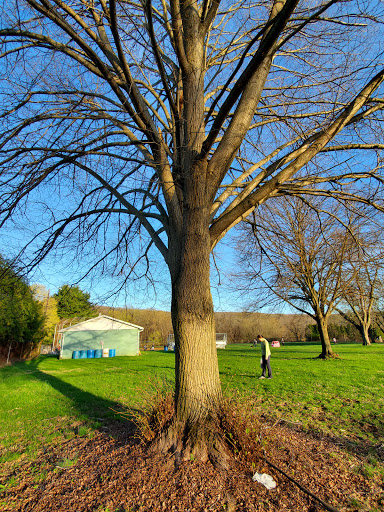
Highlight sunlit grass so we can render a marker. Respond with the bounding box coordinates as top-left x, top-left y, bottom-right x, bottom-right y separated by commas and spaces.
0, 343, 383, 470
220, 343, 384, 443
